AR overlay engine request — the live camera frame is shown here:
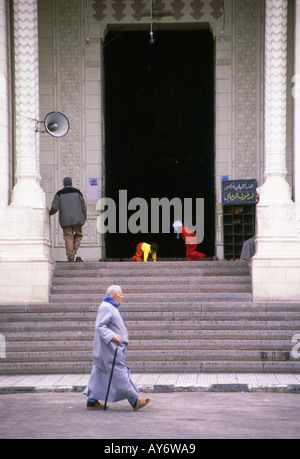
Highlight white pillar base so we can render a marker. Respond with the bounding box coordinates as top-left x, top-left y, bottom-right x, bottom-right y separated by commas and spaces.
11, 175, 46, 209
0, 206, 54, 303
252, 258, 300, 301
252, 202, 300, 301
